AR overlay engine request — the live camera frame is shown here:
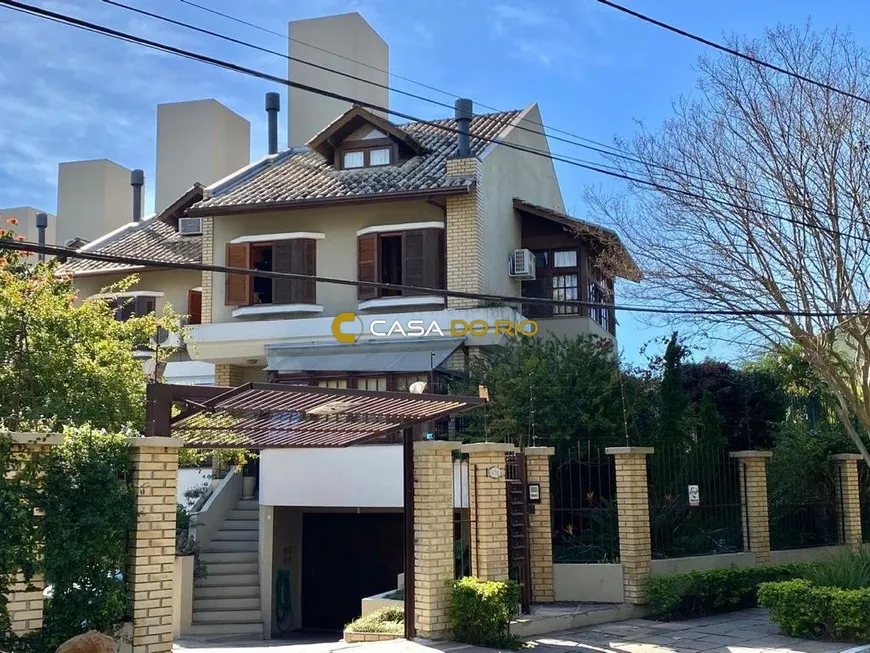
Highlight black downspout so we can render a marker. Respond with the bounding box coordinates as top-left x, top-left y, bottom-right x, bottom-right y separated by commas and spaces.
131, 169, 145, 221
266, 92, 280, 155
403, 426, 416, 639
